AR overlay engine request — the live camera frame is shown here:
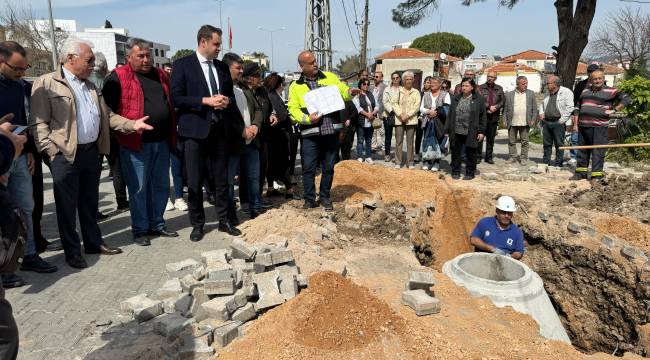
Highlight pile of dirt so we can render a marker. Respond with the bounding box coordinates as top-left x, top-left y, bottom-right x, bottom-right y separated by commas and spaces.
562, 174, 650, 224
594, 214, 650, 252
